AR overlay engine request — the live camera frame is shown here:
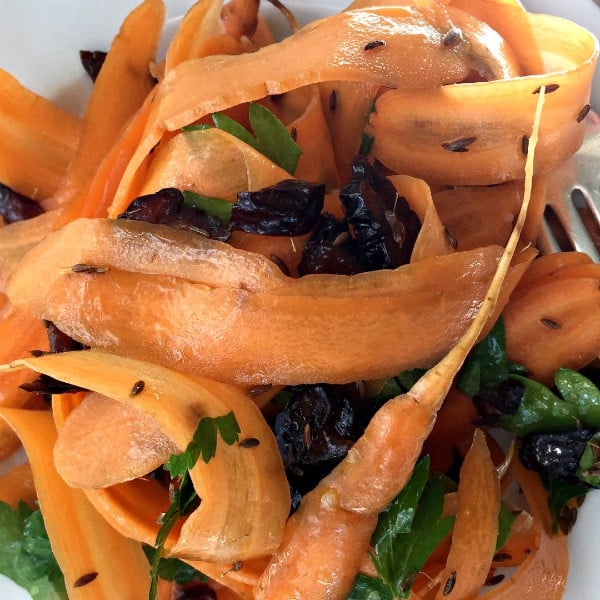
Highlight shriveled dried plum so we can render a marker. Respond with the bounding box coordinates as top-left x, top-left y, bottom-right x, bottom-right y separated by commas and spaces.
45, 320, 87, 354
0, 183, 44, 224
230, 179, 324, 236
79, 50, 107, 82
339, 156, 420, 270
298, 213, 364, 276
118, 187, 231, 241
473, 378, 524, 425
519, 428, 596, 480
273, 384, 367, 509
